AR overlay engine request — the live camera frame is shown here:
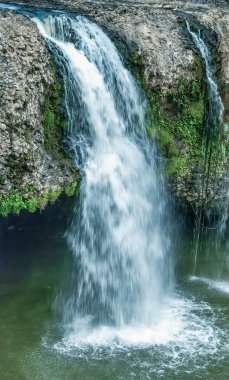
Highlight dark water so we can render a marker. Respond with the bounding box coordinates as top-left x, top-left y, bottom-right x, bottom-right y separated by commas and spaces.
0, 199, 228, 380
